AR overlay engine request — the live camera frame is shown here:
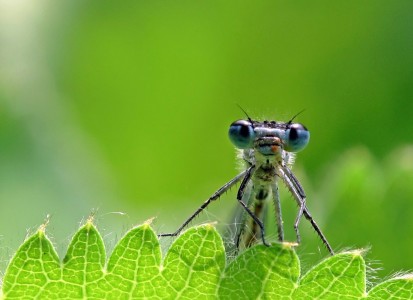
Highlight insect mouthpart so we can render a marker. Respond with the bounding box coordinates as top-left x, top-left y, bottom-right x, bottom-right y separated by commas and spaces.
255, 137, 283, 155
